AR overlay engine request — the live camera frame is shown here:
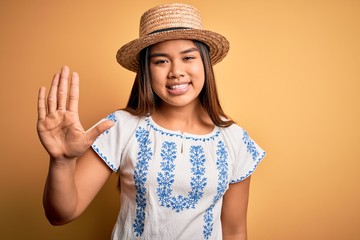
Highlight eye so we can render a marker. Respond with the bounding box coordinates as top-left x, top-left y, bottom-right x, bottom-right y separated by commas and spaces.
152, 59, 168, 65
183, 56, 195, 61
